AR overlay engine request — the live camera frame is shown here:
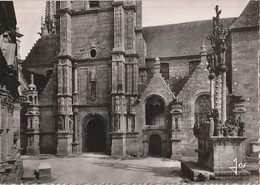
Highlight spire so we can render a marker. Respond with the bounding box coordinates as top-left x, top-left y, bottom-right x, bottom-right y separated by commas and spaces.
29, 74, 36, 90
154, 54, 161, 74
40, 1, 56, 36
